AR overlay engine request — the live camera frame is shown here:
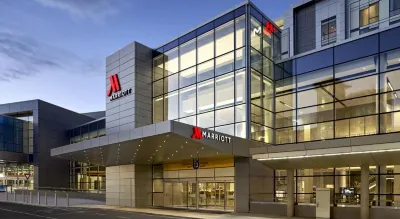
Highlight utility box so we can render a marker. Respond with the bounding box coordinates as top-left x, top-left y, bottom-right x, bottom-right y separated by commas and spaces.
316, 188, 331, 218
